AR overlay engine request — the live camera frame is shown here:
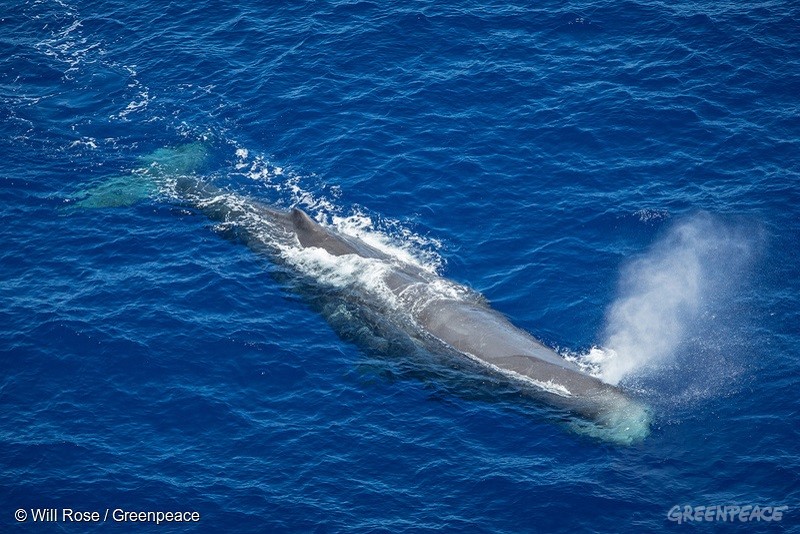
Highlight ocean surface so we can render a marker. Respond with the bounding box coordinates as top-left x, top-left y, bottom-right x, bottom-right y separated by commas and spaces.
2, 0, 799, 531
